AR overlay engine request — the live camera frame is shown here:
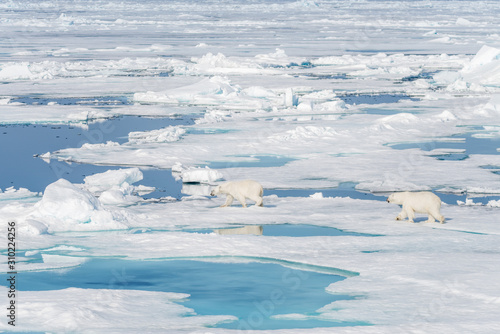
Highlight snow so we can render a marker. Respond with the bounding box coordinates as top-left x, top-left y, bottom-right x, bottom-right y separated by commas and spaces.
0, 187, 38, 201
2, 0, 500, 333
134, 76, 270, 110
180, 166, 224, 184
83, 167, 144, 194
27, 179, 130, 232
128, 126, 186, 144
0, 63, 32, 80
6, 288, 234, 333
